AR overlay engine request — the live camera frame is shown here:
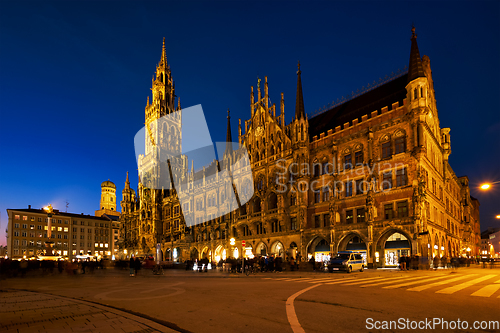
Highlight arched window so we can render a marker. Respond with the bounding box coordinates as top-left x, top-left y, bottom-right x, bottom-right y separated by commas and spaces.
414, 87, 418, 100
268, 192, 278, 210
301, 124, 304, 141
